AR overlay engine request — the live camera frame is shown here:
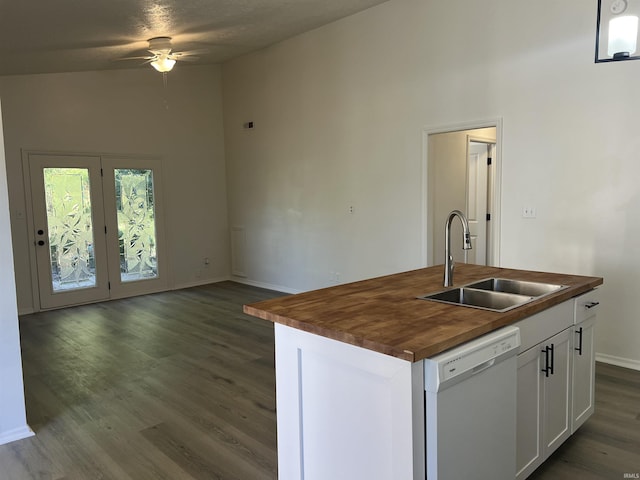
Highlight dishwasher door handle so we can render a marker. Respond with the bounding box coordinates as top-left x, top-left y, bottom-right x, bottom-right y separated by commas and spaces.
471, 358, 495, 375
